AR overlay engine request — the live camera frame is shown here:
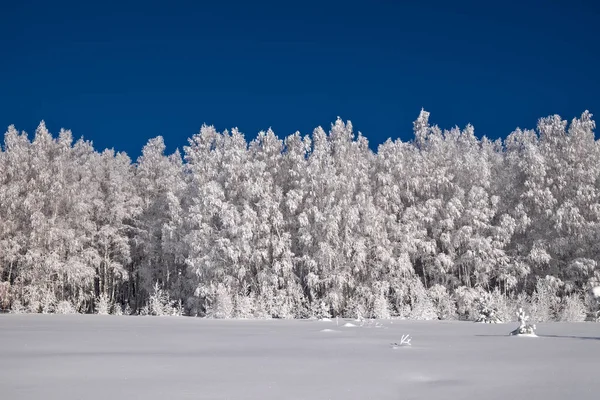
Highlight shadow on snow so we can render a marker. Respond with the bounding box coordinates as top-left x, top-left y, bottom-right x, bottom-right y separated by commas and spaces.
474, 334, 600, 341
